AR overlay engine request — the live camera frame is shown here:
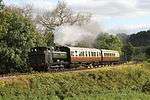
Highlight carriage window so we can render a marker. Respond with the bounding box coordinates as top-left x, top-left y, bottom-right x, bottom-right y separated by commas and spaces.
83, 51, 85, 56
89, 52, 90, 56
94, 52, 96, 56
79, 51, 81, 56
99, 52, 101, 56
85, 51, 88, 56
79, 51, 82, 56
82, 51, 84, 56
97, 52, 99, 56
75, 51, 78, 56
104, 53, 108, 56
71, 51, 74, 56
91, 52, 93, 56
